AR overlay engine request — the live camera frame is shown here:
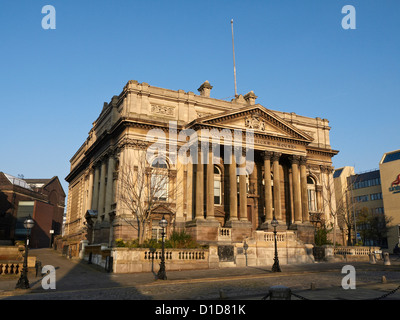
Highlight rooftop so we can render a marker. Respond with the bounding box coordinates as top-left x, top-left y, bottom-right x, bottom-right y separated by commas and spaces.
381, 150, 400, 164
3, 173, 33, 190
